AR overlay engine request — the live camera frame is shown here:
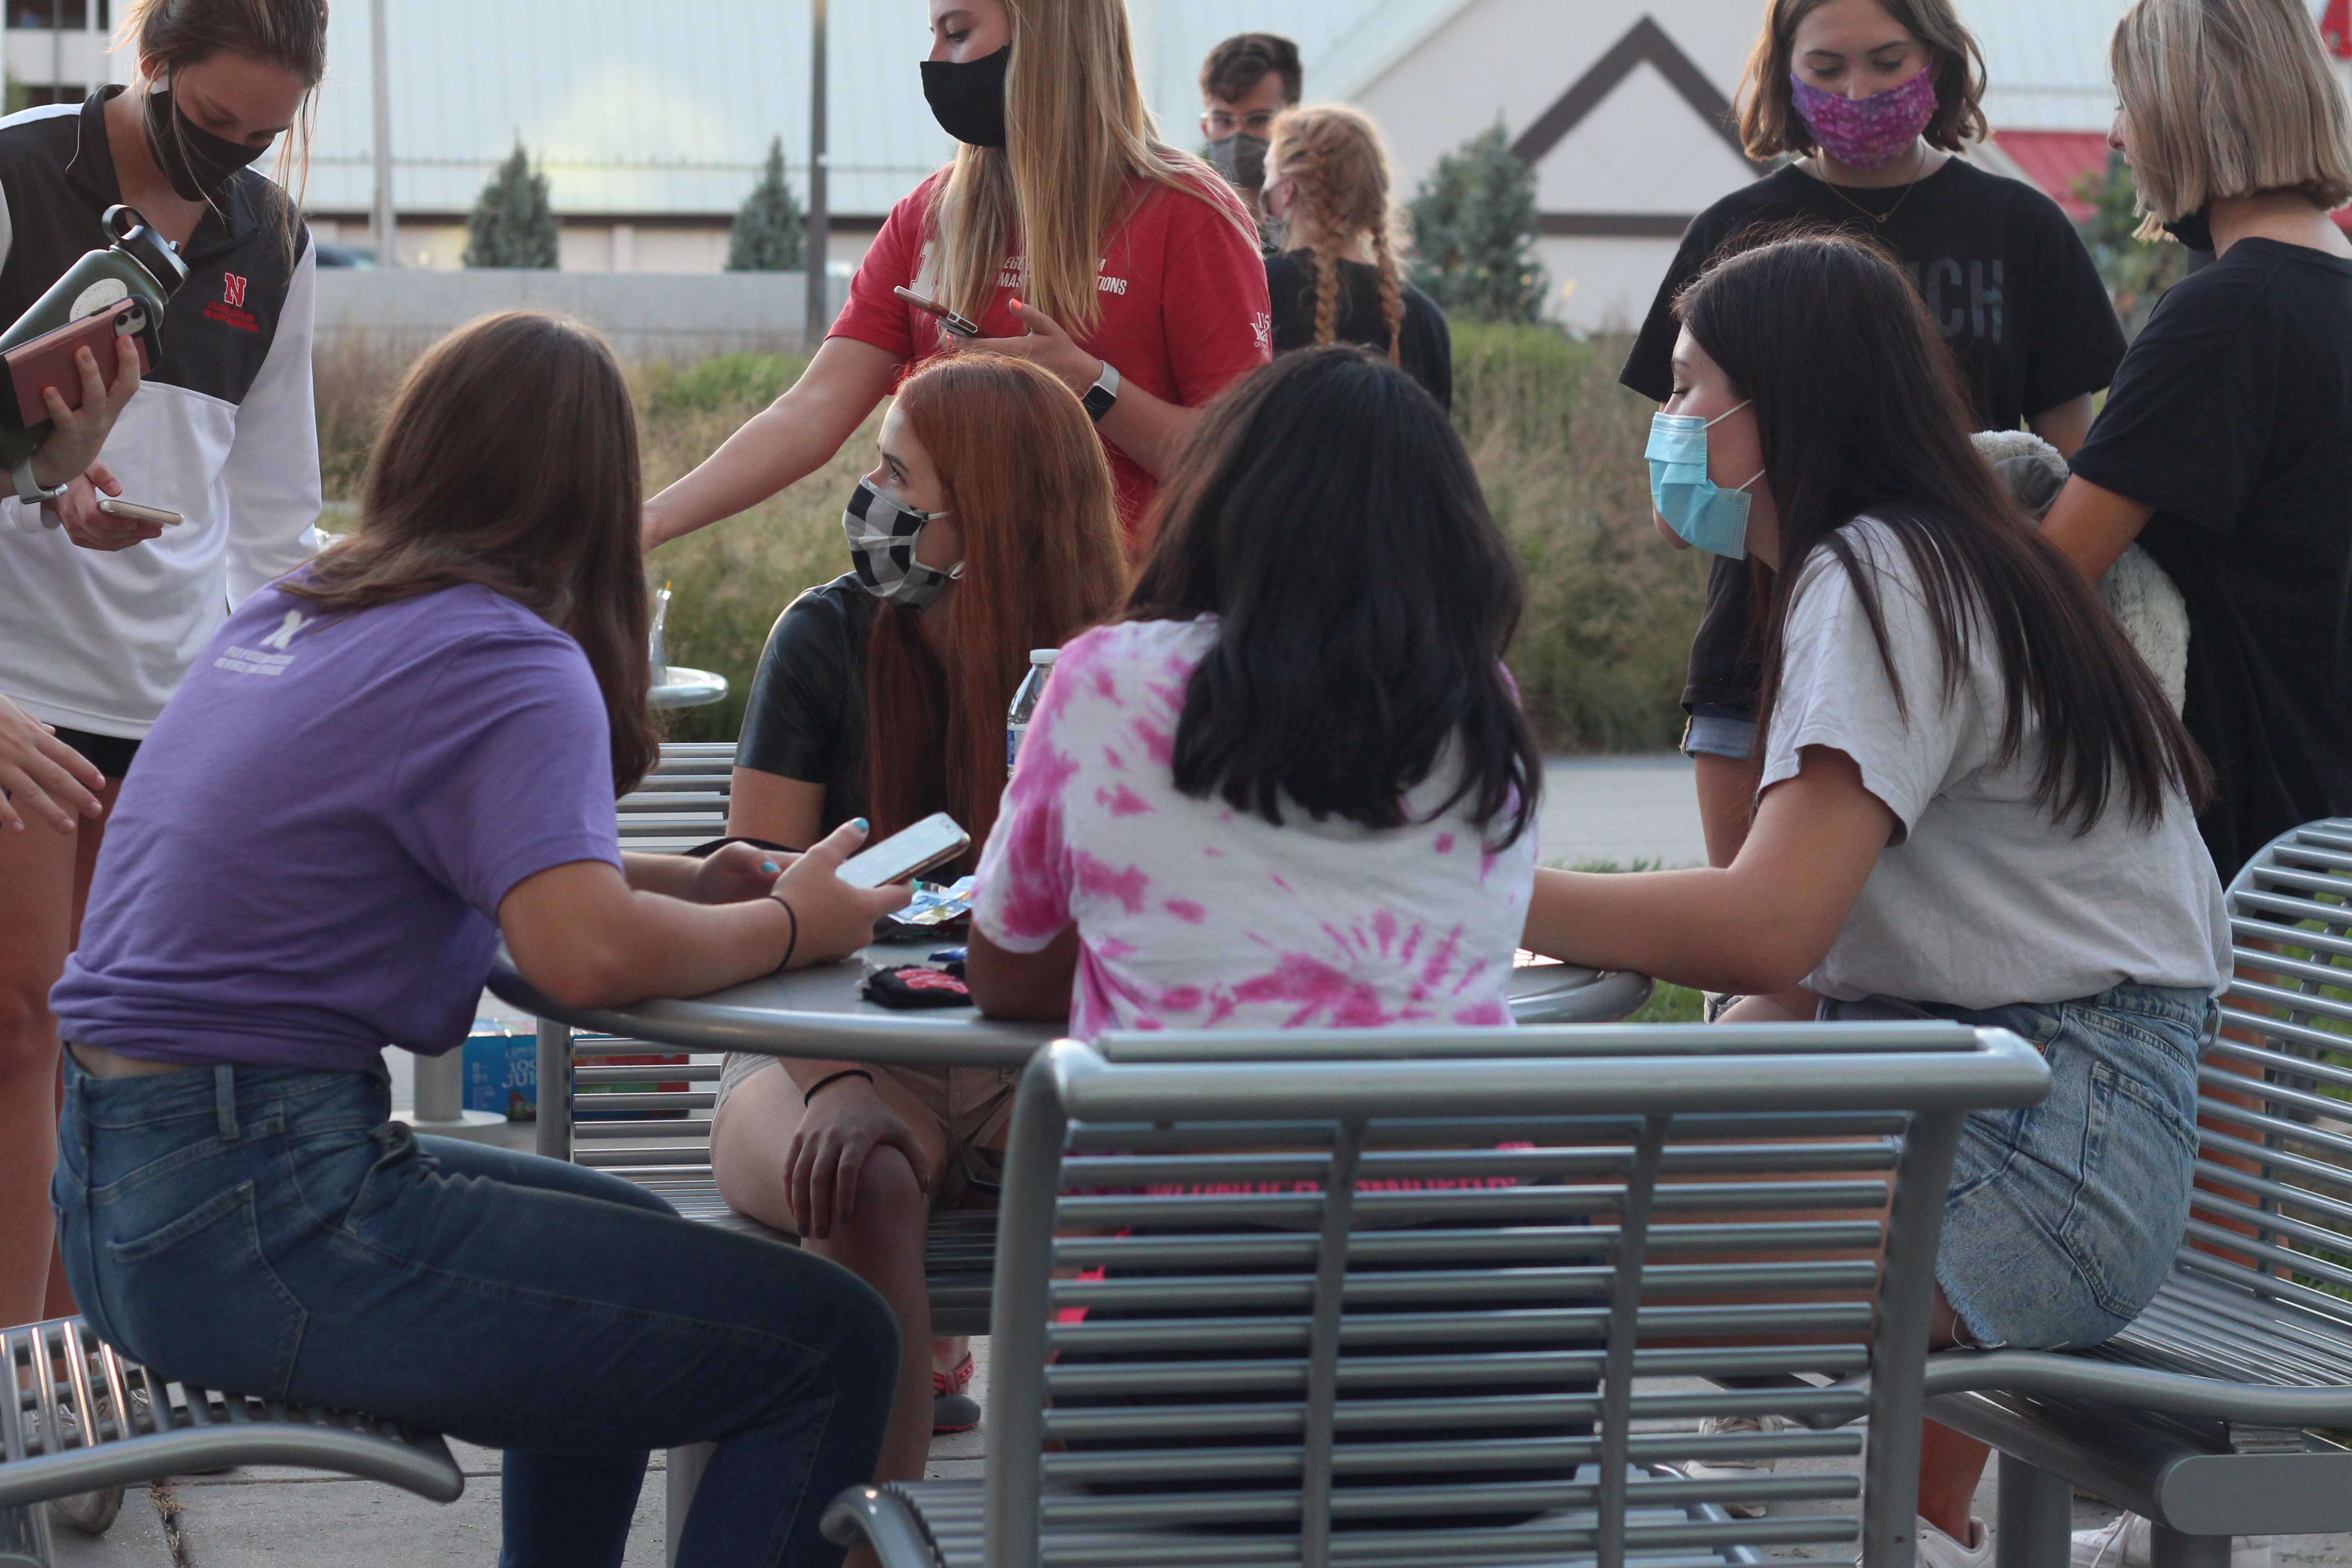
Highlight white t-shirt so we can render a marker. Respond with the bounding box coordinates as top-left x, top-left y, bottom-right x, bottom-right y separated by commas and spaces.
971, 616, 1537, 1040
1764, 518, 2230, 1008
